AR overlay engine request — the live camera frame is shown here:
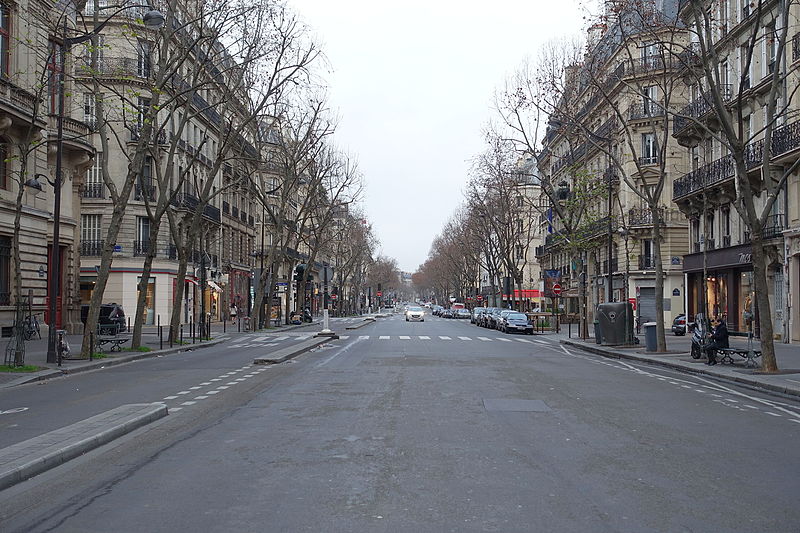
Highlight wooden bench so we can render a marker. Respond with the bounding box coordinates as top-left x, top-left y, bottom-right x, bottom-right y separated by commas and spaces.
95, 324, 130, 353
